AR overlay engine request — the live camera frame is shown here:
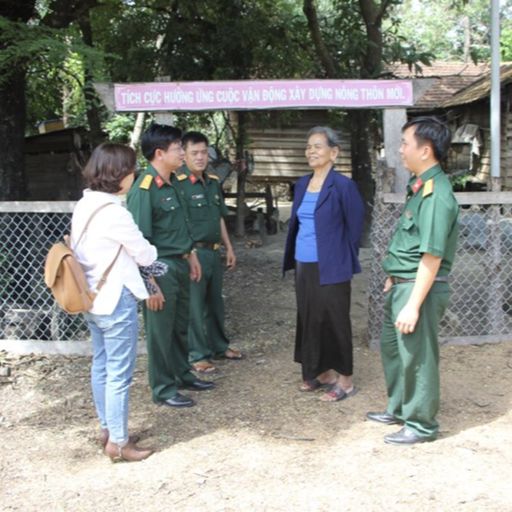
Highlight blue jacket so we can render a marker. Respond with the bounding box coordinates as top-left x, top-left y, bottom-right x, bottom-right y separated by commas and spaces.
283, 168, 365, 285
